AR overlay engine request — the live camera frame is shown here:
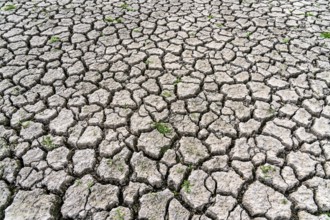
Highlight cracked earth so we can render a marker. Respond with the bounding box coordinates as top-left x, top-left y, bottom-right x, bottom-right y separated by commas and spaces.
0, 0, 330, 219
